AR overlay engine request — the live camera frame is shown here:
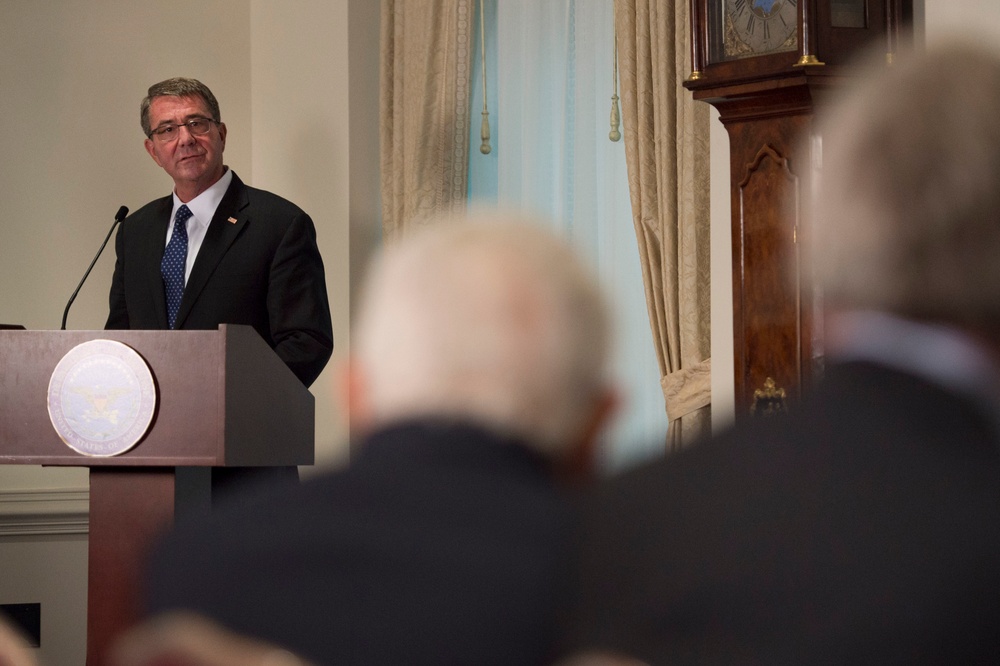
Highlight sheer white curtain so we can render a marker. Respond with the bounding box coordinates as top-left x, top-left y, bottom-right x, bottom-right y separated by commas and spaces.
469, 0, 666, 469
